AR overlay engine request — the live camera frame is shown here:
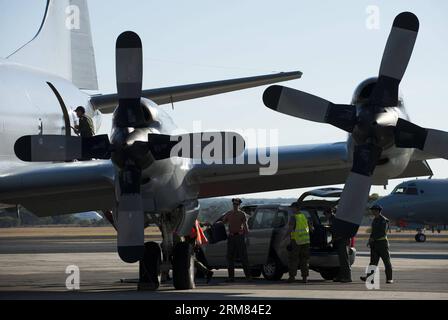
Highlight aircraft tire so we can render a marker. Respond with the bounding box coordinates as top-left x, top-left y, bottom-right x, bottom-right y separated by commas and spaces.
138, 241, 161, 290
173, 242, 195, 290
